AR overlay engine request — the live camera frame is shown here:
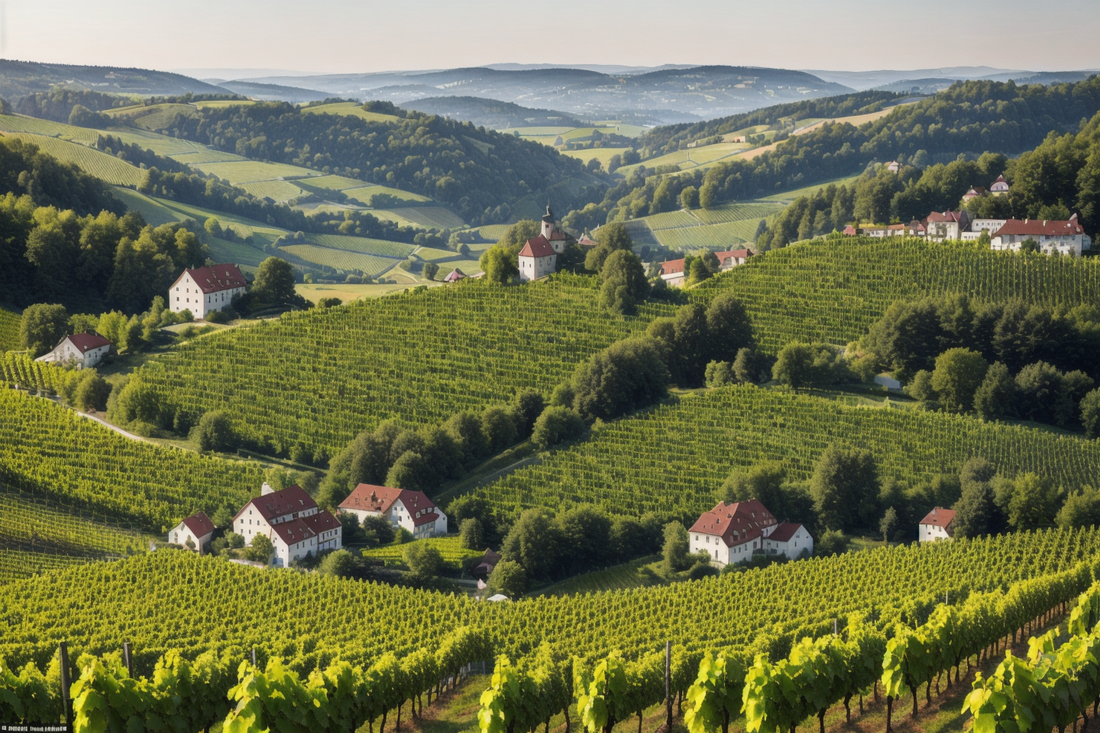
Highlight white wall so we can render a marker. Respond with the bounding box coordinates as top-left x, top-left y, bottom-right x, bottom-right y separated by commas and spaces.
919, 523, 952, 542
